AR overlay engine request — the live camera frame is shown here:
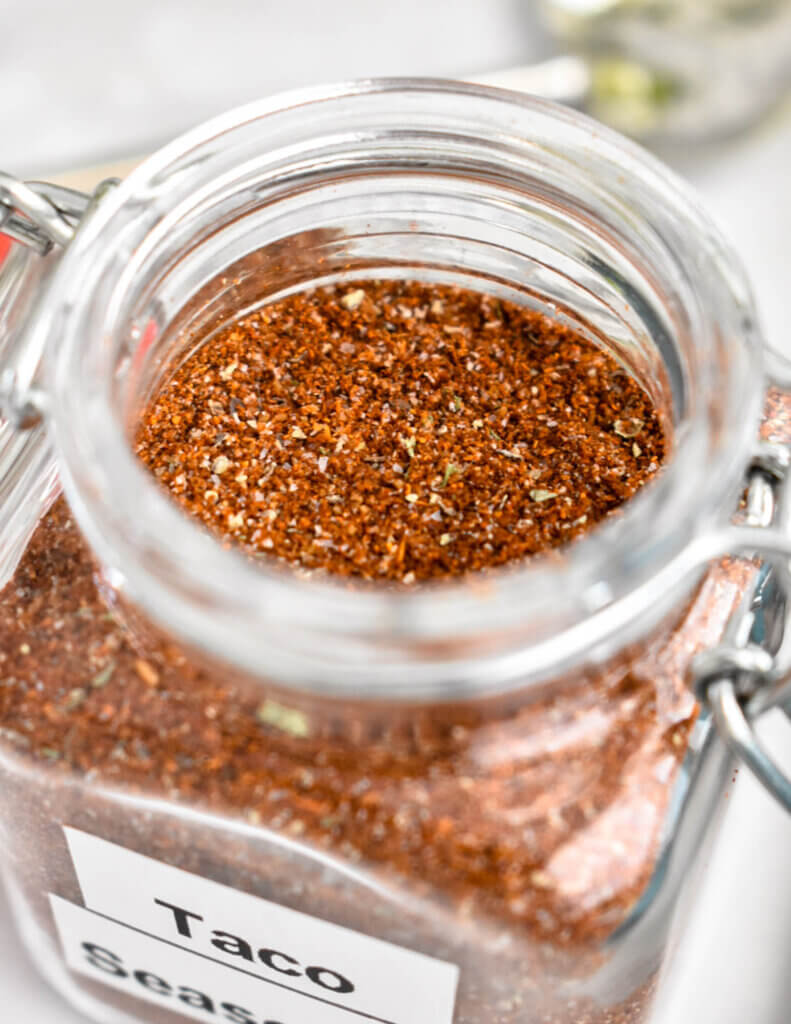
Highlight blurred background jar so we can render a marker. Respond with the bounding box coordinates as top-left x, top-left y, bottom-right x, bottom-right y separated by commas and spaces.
539, 0, 791, 140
